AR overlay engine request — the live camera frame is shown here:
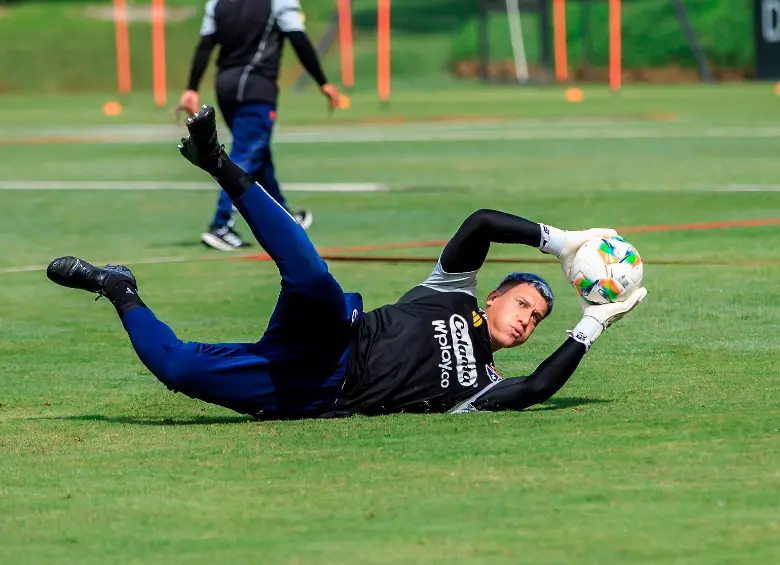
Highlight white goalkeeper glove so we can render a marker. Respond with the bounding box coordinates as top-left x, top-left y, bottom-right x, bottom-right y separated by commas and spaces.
539, 224, 619, 280
567, 287, 648, 351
